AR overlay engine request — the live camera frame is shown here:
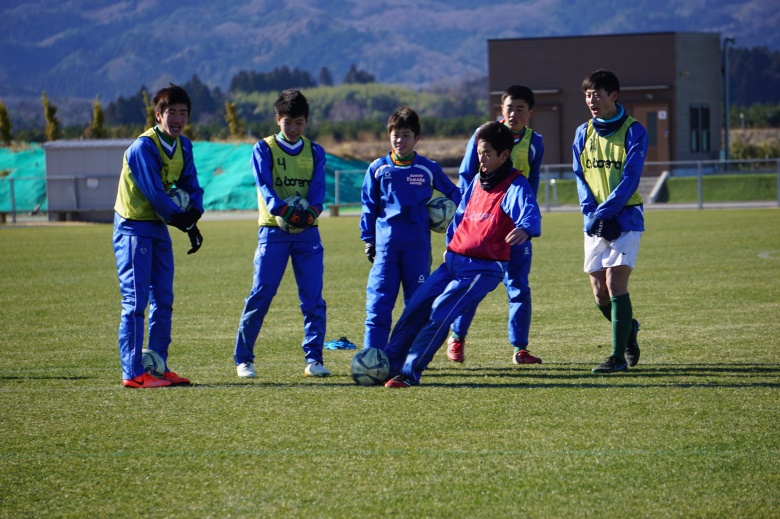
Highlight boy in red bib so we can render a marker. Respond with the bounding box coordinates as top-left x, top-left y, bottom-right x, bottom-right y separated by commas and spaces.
384, 121, 542, 387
